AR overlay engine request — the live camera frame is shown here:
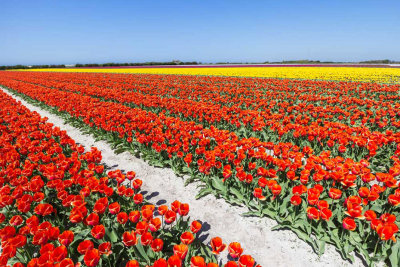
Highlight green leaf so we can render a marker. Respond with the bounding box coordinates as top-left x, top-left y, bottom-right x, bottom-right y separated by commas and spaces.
196, 187, 212, 199
184, 176, 196, 186
136, 242, 151, 263
230, 188, 245, 202
150, 160, 165, 168
262, 208, 277, 218
326, 219, 336, 229
389, 241, 400, 267
106, 228, 118, 243
273, 224, 320, 254
147, 246, 155, 259
343, 242, 355, 263
241, 211, 260, 217
318, 239, 326, 255
247, 200, 259, 210
114, 147, 126, 154
279, 194, 291, 215
211, 178, 227, 194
